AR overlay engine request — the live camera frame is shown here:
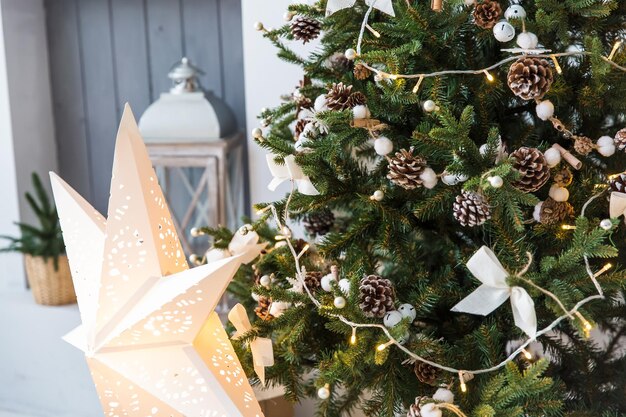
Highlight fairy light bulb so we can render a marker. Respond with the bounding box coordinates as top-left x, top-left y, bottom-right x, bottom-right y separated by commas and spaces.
458, 371, 467, 393
350, 328, 357, 345
412, 76, 424, 94
521, 348, 532, 360
483, 70, 495, 82
297, 244, 310, 259
550, 55, 563, 74
561, 224, 577, 230
575, 311, 593, 337
377, 340, 393, 351
608, 40, 622, 61
365, 24, 381, 38
593, 263, 612, 278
